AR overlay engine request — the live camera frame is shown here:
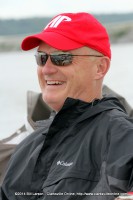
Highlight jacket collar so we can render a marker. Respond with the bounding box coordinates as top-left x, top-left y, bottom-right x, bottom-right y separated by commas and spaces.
37, 96, 126, 135
55, 96, 126, 125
